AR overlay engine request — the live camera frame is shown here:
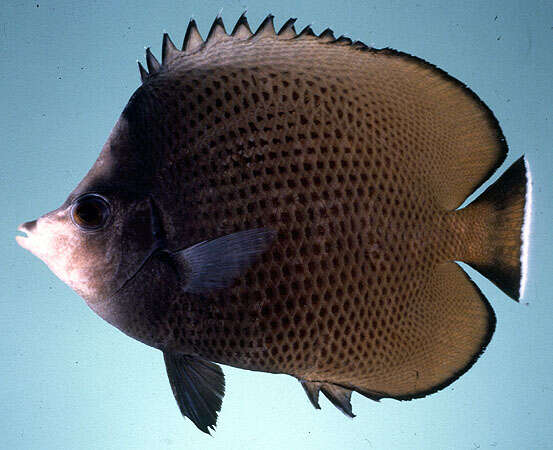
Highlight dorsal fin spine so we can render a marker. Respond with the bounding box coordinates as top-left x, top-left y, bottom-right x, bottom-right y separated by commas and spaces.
277, 17, 297, 38
352, 40, 369, 50
297, 25, 316, 38
206, 16, 227, 44
333, 35, 353, 46
183, 19, 204, 53
137, 61, 149, 83
231, 12, 252, 38
319, 28, 336, 42
254, 14, 275, 37
145, 47, 160, 73
162, 33, 179, 65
